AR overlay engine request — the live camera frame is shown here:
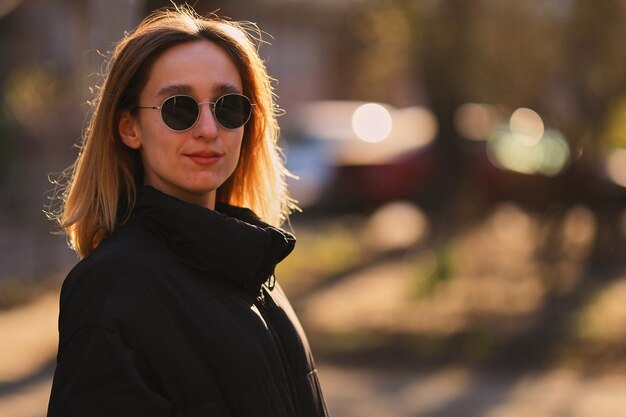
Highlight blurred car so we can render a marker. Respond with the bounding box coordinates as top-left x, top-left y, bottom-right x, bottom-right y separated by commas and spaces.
282, 100, 440, 211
